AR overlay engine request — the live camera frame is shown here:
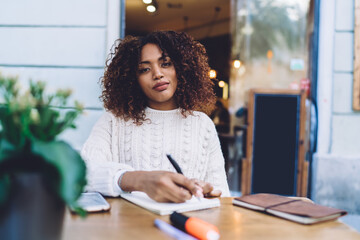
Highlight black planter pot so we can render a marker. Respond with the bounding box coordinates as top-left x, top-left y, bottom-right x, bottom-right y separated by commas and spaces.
0, 173, 65, 240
